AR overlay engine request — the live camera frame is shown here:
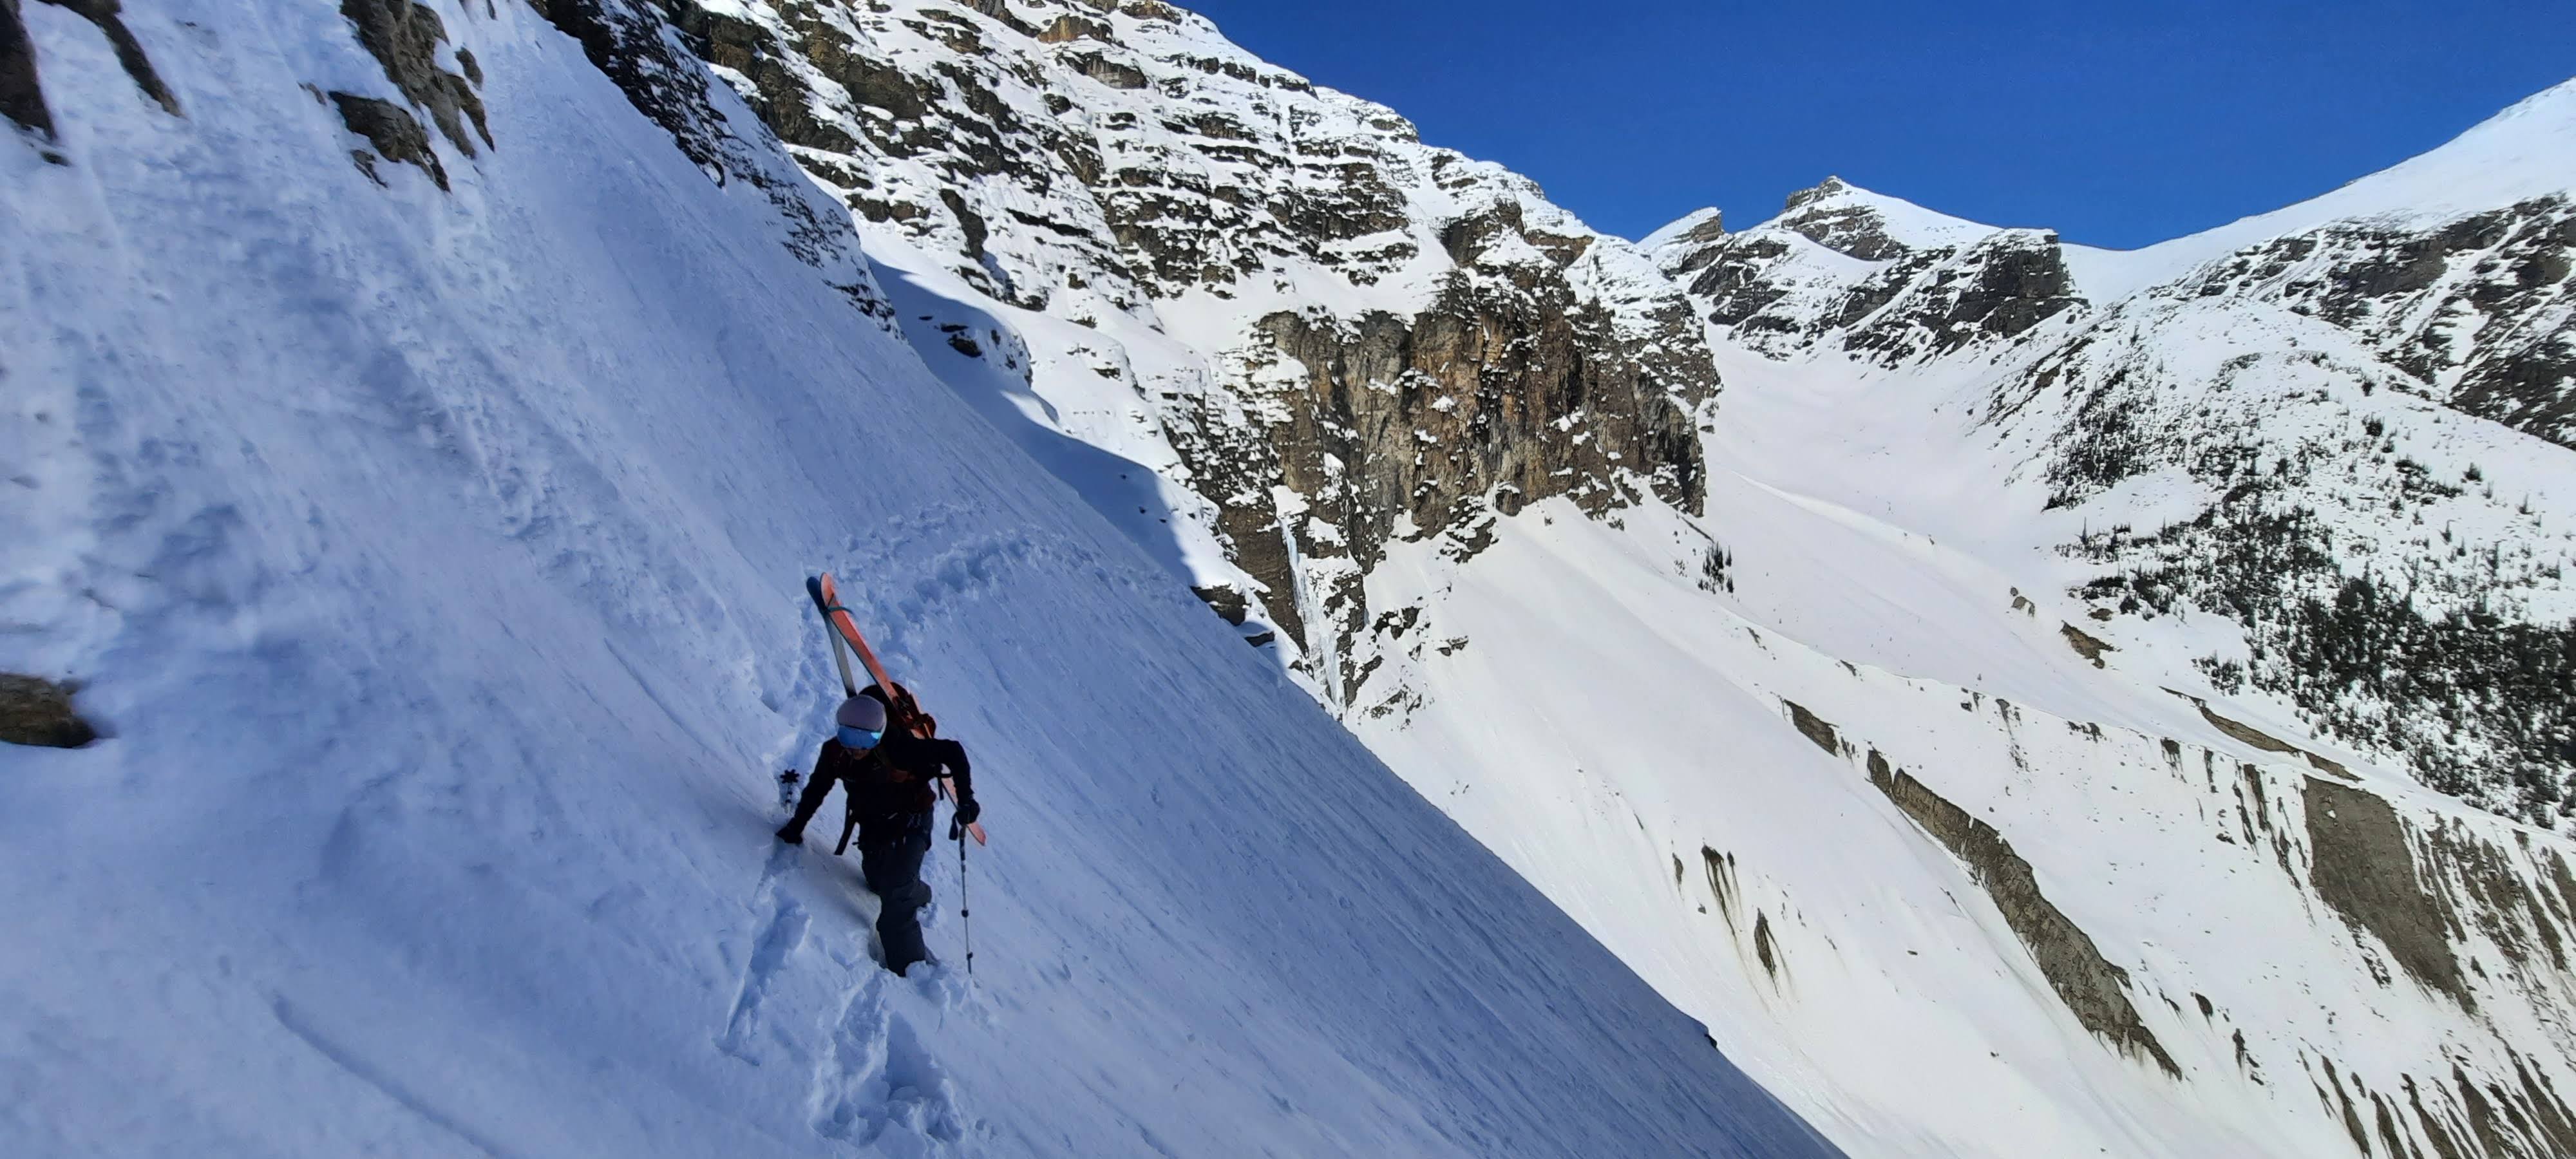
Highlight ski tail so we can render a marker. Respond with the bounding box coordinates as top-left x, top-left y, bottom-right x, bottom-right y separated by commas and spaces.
806, 575, 857, 697
806, 573, 892, 692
